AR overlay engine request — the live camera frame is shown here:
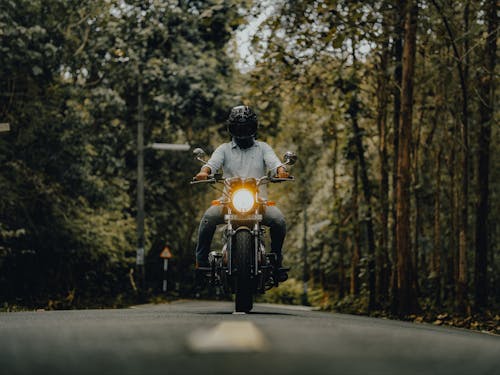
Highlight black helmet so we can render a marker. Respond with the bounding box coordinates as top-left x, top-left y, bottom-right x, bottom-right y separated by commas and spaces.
227, 105, 258, 138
